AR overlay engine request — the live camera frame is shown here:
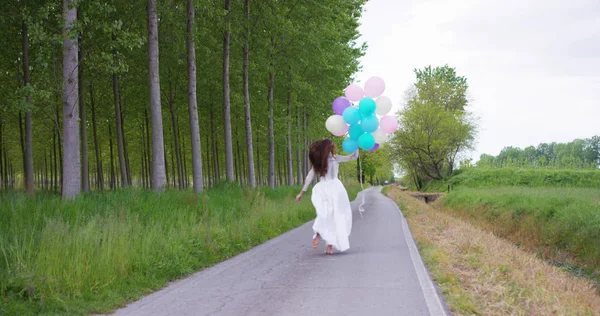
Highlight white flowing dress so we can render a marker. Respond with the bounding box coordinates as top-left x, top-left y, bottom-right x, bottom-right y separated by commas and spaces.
302, 150, 359, 252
